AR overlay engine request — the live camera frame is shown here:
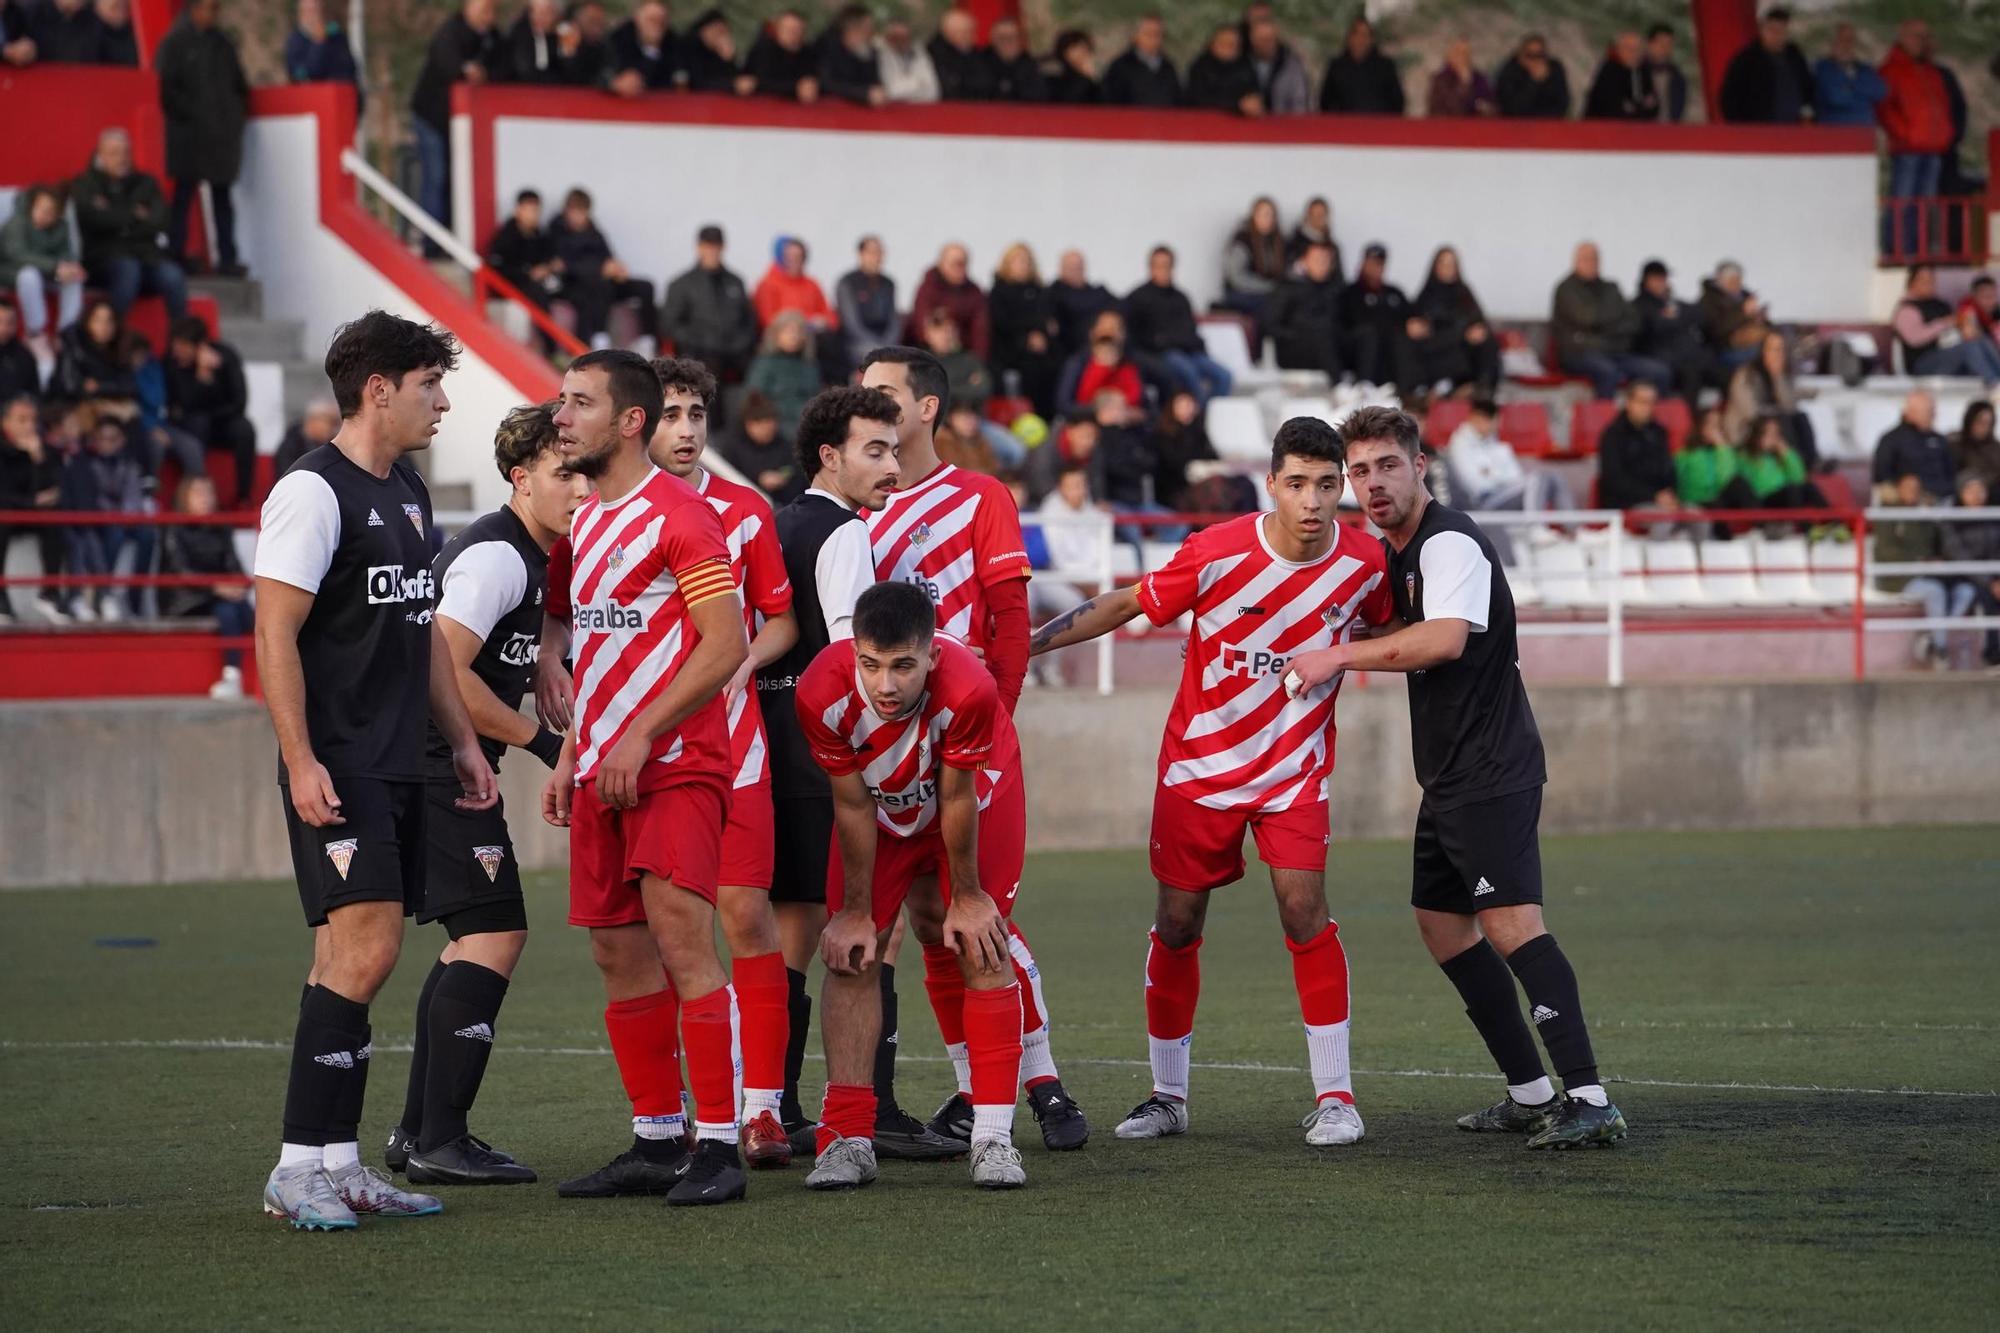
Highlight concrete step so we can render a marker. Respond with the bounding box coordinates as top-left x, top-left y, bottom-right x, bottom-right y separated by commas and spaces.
219, 316, 306, 363
189, 275, 260, 319
282, 361, 329, 416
